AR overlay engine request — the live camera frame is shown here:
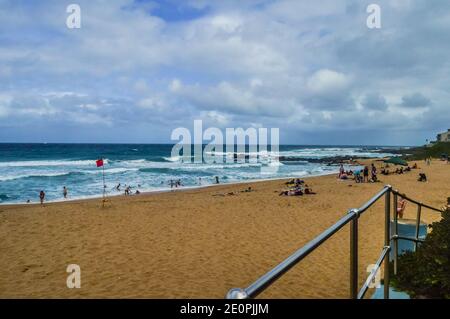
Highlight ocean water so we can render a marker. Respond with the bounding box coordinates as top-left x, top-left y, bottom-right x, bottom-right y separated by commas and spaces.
0, 144, 397, 204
